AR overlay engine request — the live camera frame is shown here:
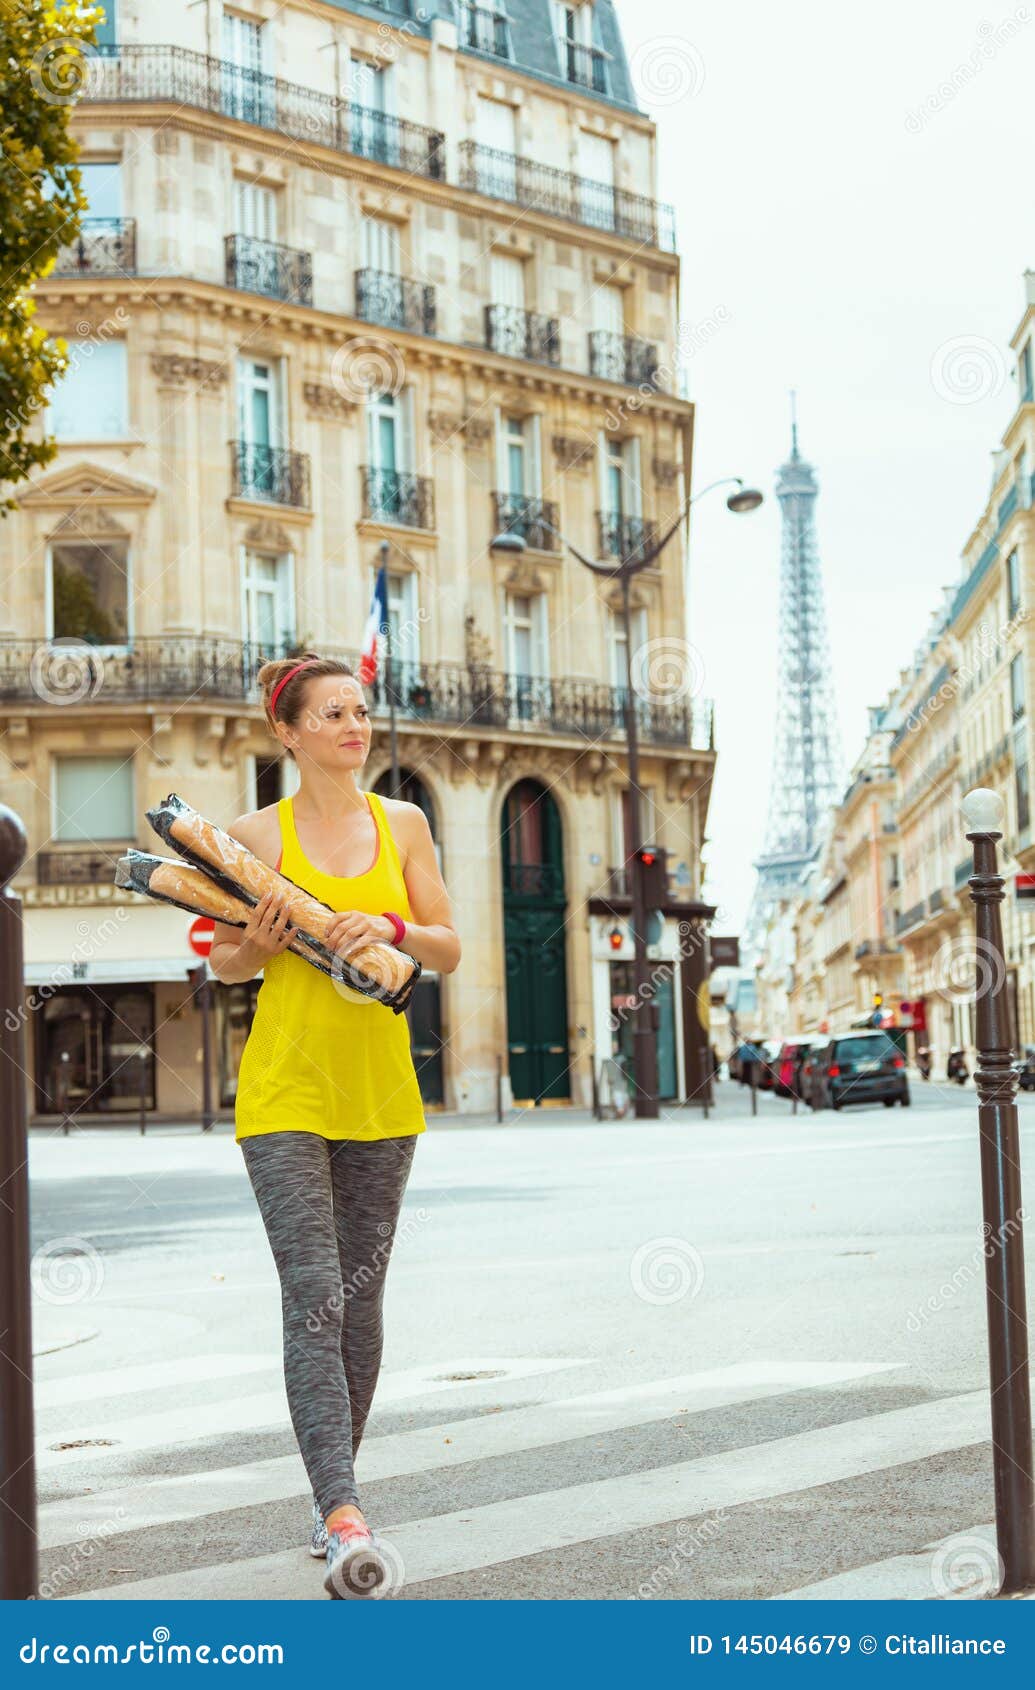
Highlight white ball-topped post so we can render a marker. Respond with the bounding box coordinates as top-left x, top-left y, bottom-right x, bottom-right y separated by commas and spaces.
961, 785, 1035, 1592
